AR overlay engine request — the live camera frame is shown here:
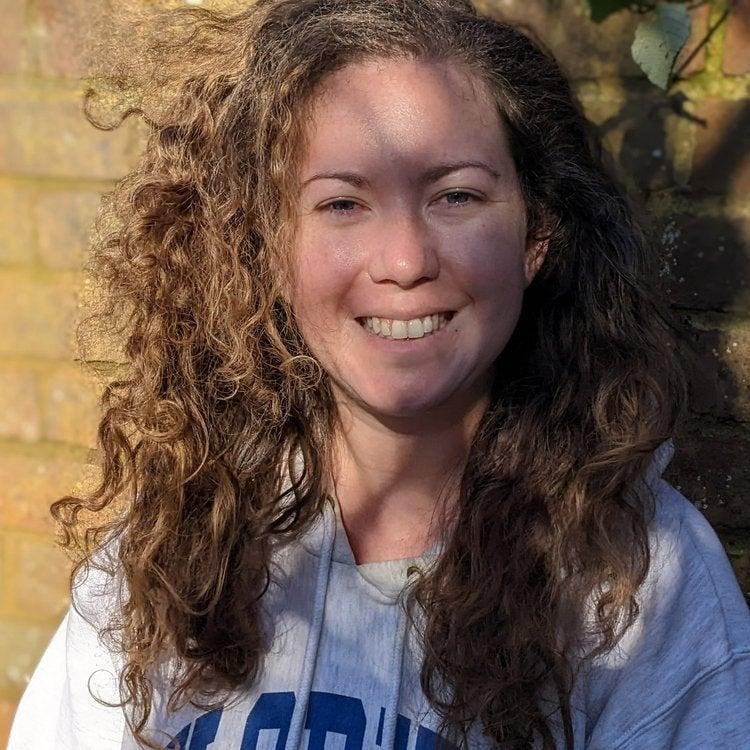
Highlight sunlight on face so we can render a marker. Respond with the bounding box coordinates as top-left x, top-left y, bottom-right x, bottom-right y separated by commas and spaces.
290, 56, 546, 422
